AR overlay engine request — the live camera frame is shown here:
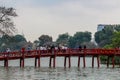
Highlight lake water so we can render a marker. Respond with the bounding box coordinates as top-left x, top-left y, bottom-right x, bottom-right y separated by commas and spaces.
0, 57, 120, 80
